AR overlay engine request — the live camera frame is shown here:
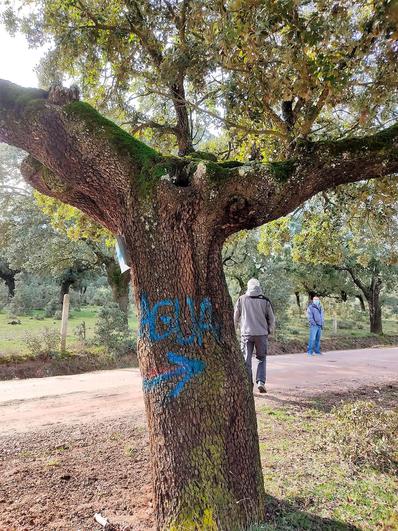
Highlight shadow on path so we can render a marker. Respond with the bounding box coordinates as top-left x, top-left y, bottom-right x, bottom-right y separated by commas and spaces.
257, 382, 398, 413
258, 494, 360, 530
